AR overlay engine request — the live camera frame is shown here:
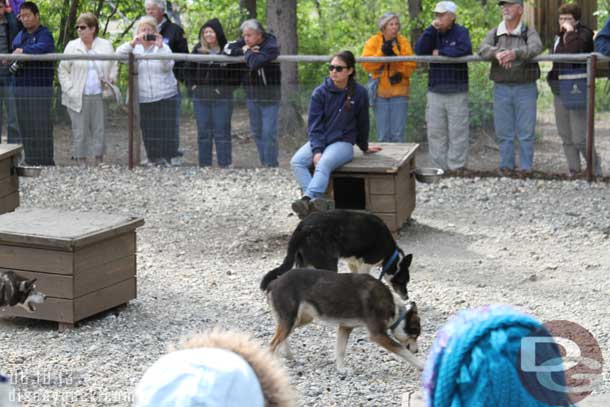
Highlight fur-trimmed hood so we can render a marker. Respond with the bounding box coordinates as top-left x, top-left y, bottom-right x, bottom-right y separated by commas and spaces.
135, 327, 296, 407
